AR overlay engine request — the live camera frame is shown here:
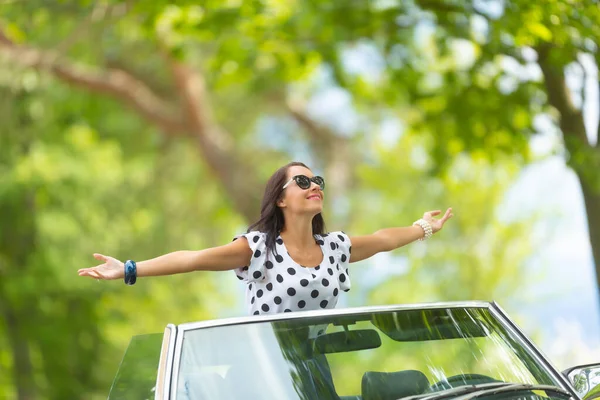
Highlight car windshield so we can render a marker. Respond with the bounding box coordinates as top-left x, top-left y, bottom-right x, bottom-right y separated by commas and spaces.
175, 306, 568, 400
